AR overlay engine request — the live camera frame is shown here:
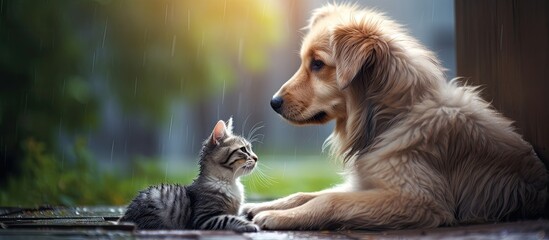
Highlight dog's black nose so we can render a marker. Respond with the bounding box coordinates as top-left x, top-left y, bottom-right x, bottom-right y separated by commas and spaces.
270, 96, 283, 113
